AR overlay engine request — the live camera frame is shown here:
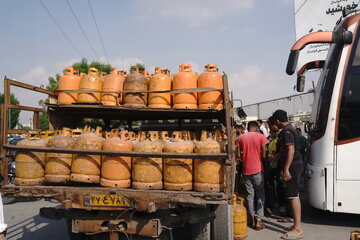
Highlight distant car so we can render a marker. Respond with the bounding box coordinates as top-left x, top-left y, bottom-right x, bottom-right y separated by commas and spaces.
8, 137, 24, 156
